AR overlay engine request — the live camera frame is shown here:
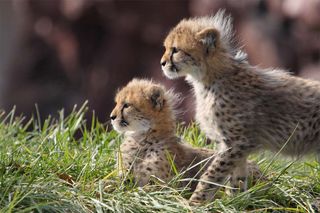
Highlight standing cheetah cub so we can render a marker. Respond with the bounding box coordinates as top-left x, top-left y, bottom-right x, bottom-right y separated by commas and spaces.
161, 10, 320, 204
110, 78, 263, 191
